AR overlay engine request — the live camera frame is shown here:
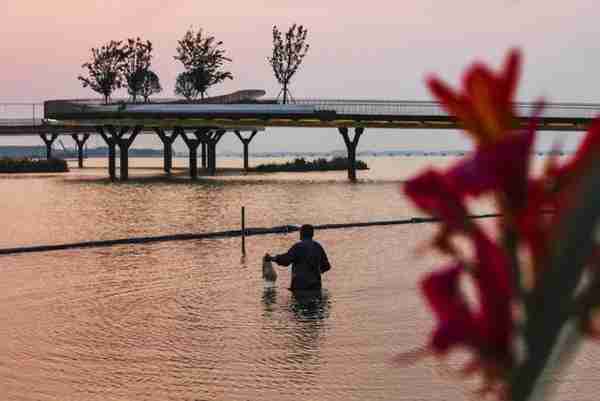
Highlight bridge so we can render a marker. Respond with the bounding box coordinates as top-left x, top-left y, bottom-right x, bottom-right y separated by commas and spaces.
2, 99, 600, 181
